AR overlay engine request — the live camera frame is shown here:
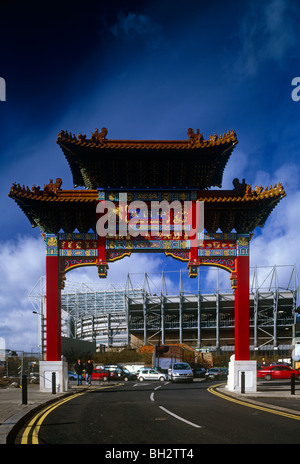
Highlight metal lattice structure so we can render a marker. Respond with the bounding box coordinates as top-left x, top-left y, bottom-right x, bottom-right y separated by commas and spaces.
29, 265, 299, 355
